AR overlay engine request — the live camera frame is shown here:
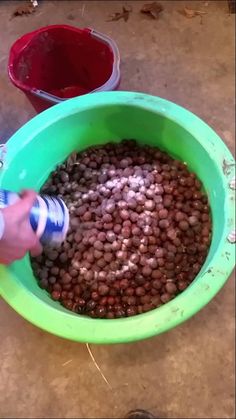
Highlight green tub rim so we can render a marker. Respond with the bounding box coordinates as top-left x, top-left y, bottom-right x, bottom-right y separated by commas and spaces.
0, 91, 235, 343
